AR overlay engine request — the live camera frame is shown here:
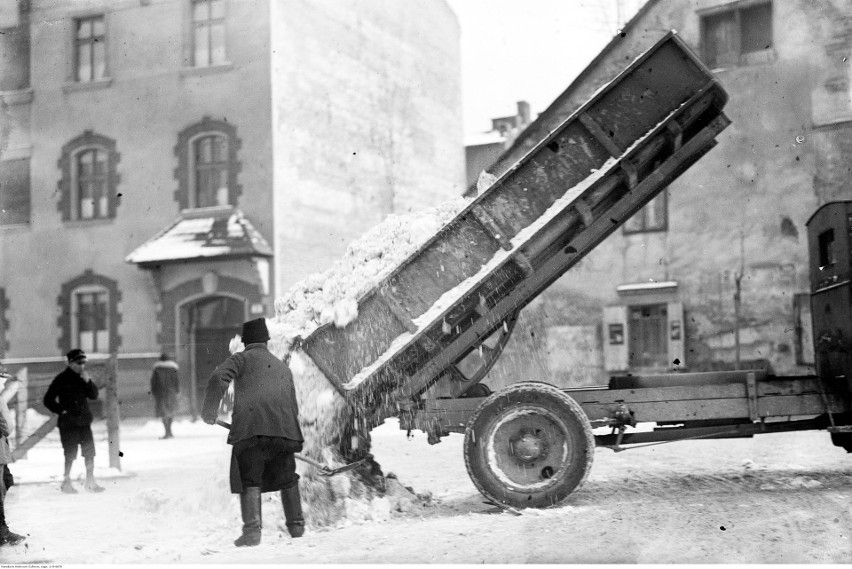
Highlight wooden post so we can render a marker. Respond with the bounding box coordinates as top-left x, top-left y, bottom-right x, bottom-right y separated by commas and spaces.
14, 366, 28, 459
105, 354, 121, 471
